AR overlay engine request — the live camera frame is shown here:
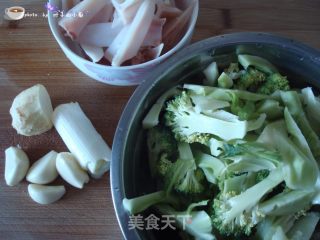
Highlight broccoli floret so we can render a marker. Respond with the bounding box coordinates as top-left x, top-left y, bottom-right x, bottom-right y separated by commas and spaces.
225, 62, 240, 74
164, 91, 248, 141
236, 68, 266, 91
257, 73, 290, 95
211, 168, 284, 237
164, 142, 206, 196
157, 153, 174, 177
147, 126, 178, 177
